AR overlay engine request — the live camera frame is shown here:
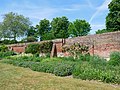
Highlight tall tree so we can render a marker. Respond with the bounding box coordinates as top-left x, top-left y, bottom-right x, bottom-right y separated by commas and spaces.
68, 19, 91, 37
0, 12, 31, 40
27, 26, 37, 37
68, 22, 77, 37
51, 16, 69, 38
106, 0, 120, 31
36, 19, 50, 41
